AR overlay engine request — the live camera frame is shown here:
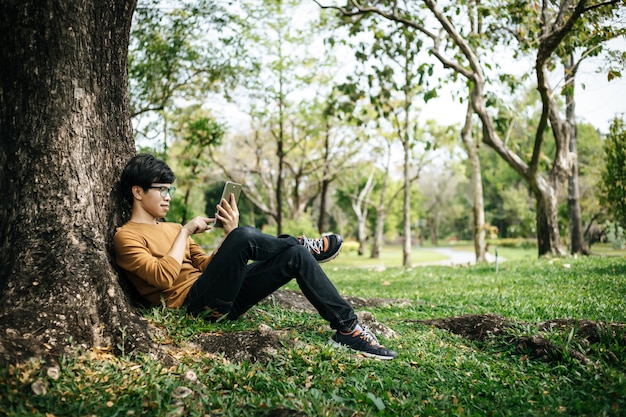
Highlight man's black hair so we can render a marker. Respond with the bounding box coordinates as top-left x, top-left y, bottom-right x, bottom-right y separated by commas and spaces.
120, 153, 176, 205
